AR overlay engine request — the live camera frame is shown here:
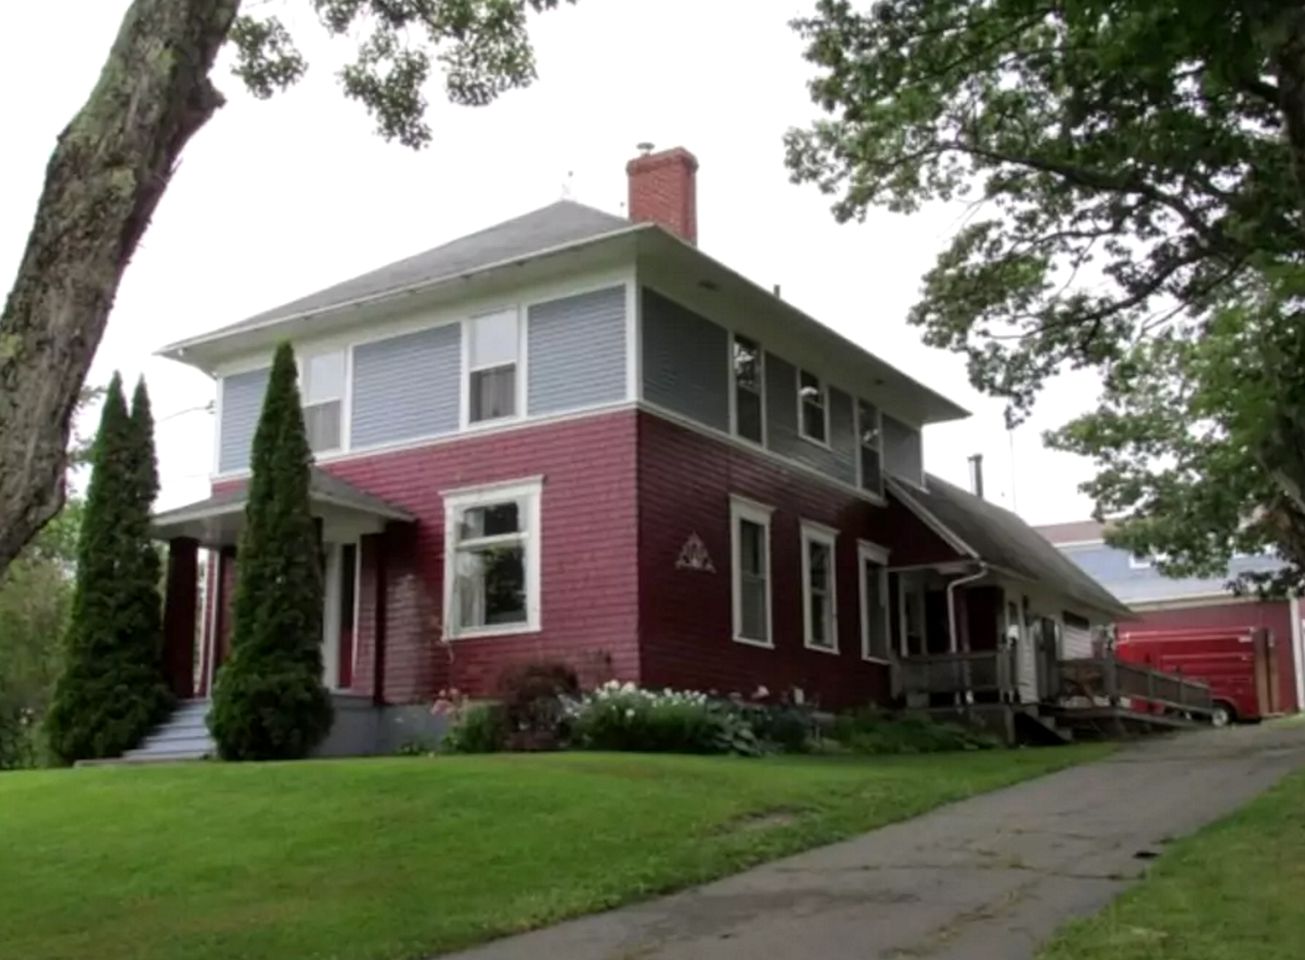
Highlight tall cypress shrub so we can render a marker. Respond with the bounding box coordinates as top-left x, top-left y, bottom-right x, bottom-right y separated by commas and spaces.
45, 375, 171, 763
209, 342, 333, 760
